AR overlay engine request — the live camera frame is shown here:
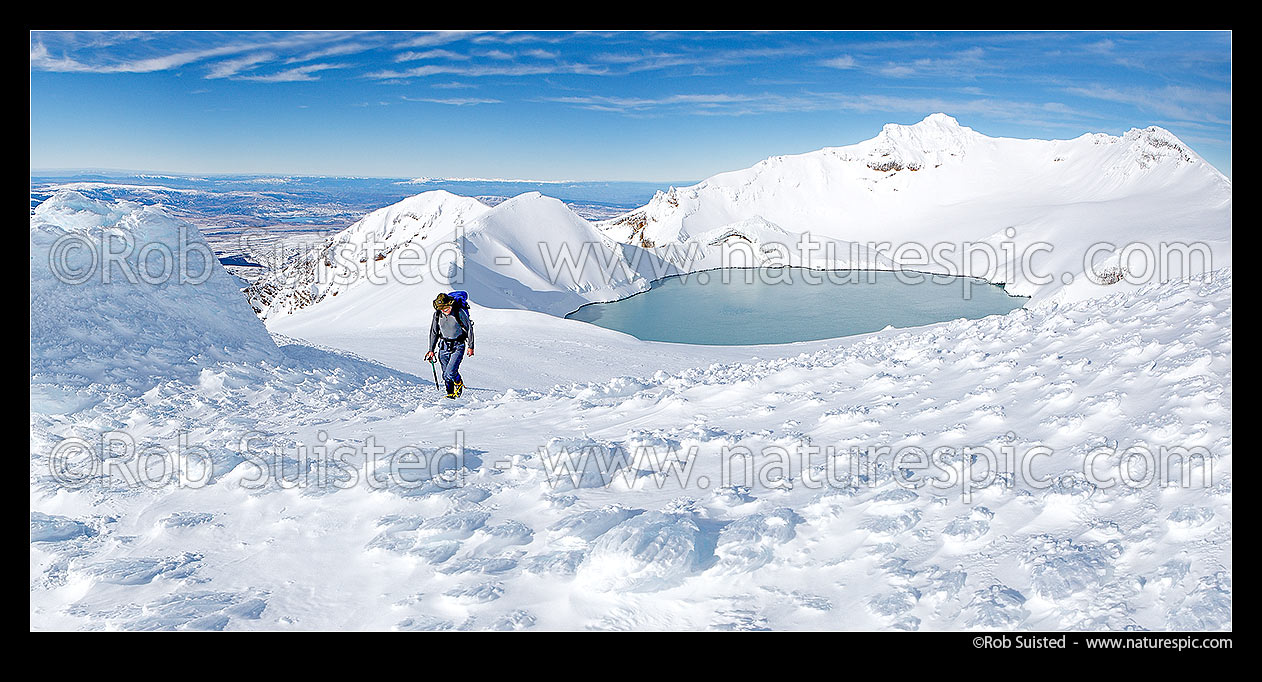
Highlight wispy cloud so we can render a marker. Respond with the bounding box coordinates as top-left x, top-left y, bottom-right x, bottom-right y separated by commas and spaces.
401, 95, 501, 106
237, 63, 349, 82
820, 55, 856, 69
395, 49, 470, 62
591, 44, 815, 75
31, 31, 349, 79
31, 38, 253, 74
592, 49, 687, 69
1063, 84, 1231, 126
398, 31, 484, 48
878, 64, 917, 78
544, 88, 1103, 126
289, 39, 379, 63
545, 92, 802, 117
1086, 38, 1116, 53
875, 47, 991, 79
205, 52, 275, 79
366, 61, 609, 79
391, 46, 565, 67
471, 32, 586, 45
